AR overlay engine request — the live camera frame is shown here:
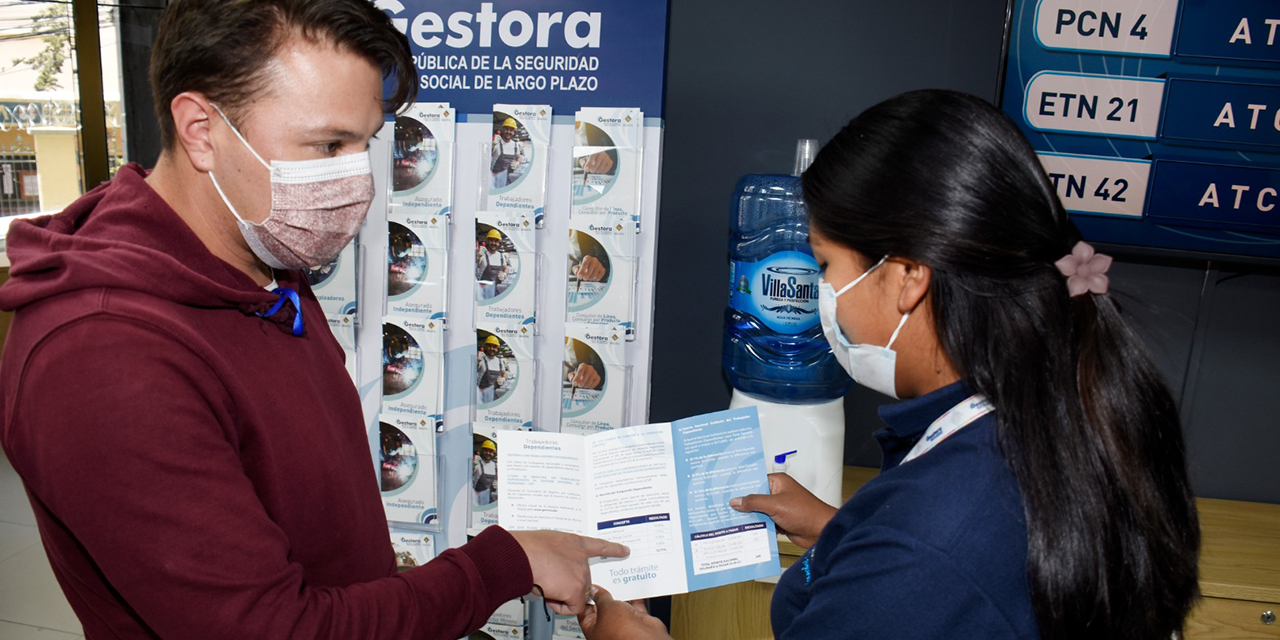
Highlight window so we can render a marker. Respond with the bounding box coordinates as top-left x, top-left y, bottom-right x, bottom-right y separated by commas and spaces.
0, 0, 162, 220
